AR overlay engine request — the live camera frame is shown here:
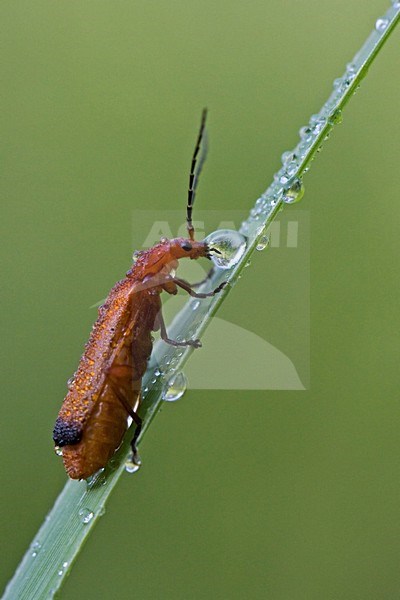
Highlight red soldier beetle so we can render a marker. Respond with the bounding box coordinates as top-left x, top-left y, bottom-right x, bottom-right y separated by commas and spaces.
53, 109, 228, 480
